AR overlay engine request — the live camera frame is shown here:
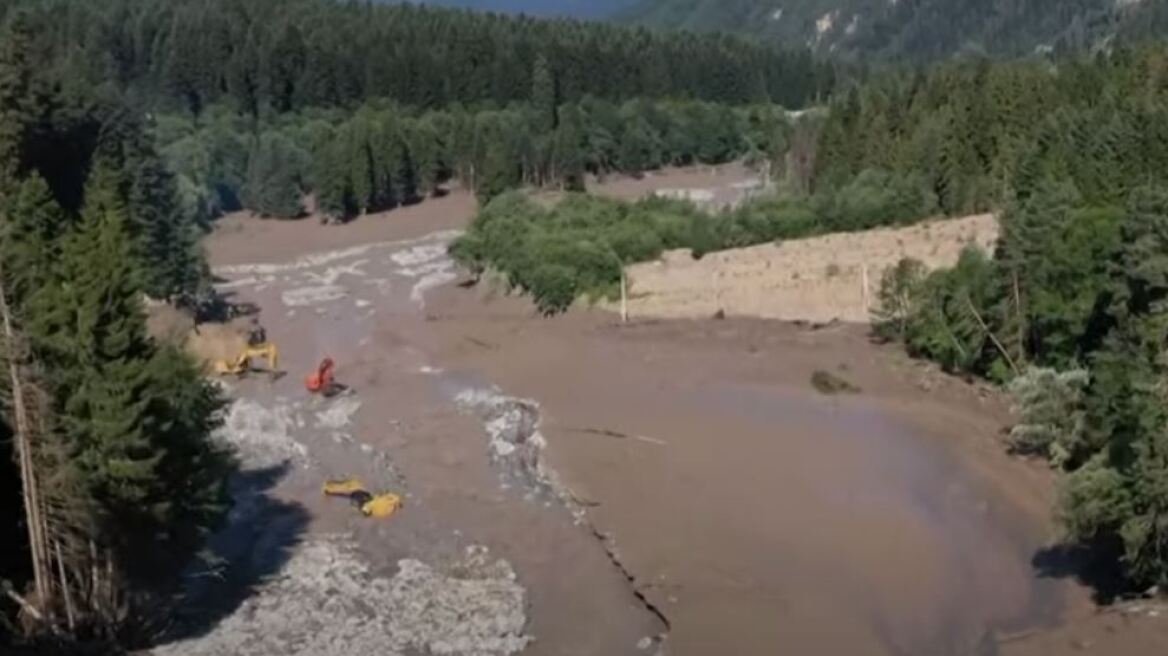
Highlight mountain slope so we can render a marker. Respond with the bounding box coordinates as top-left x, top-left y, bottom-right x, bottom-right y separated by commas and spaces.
620, 0, 1168, 60
381, 0, 639, 19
